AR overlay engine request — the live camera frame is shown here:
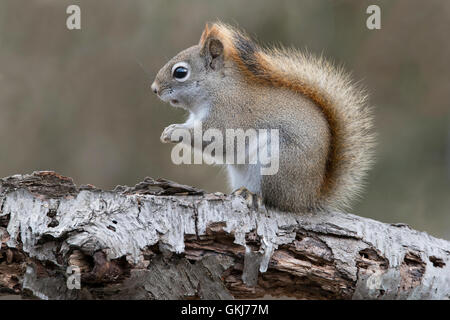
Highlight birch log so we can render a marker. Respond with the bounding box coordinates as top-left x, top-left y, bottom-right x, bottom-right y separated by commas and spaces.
0, 171, 449, 300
